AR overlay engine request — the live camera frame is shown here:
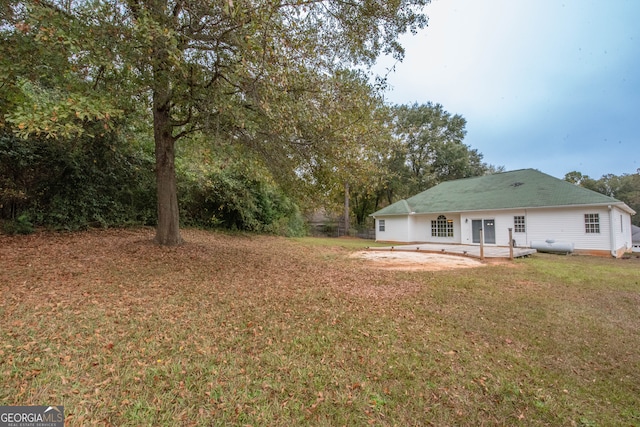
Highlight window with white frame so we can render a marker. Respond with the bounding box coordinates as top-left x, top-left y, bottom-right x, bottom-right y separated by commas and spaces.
584, 213, 600, 233
378, 219, 385, 232
514, 216, 525, 233
431, 215, 453, 237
